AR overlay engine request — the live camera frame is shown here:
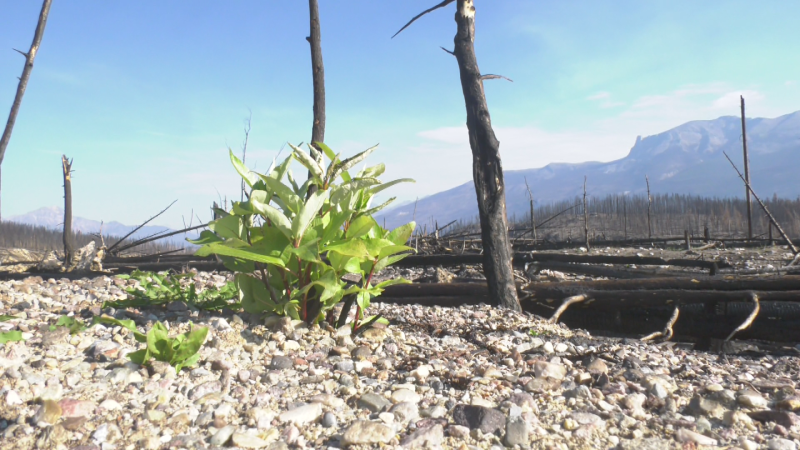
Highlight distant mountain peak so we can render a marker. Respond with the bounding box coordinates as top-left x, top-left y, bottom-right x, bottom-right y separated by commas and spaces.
379, 110, 800, 229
